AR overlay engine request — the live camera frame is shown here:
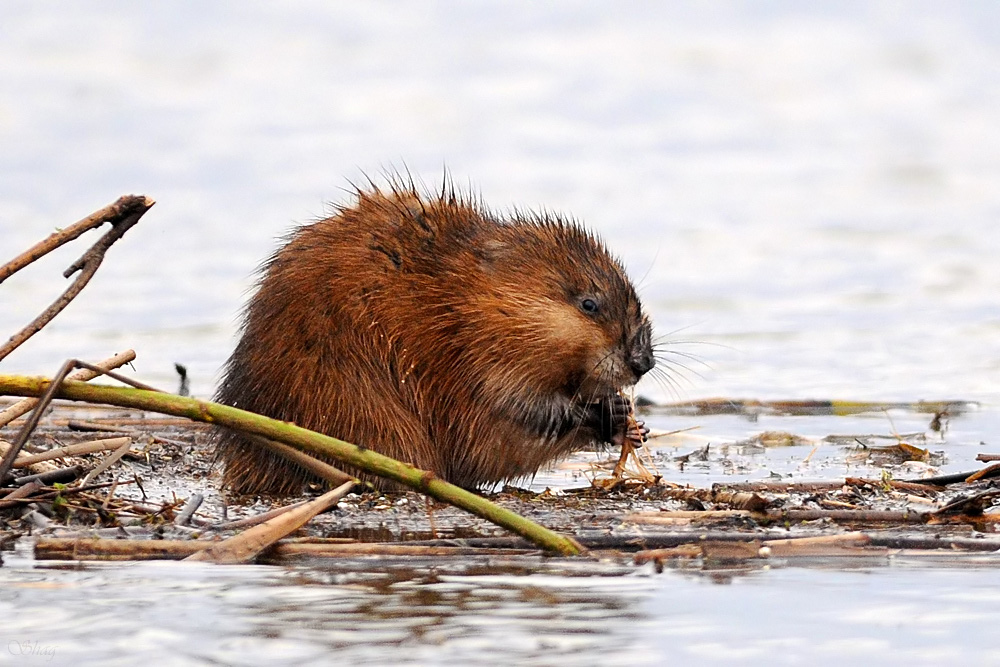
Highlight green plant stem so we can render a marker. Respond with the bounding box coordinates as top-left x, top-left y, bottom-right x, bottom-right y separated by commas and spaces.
0, 375, 583, 556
